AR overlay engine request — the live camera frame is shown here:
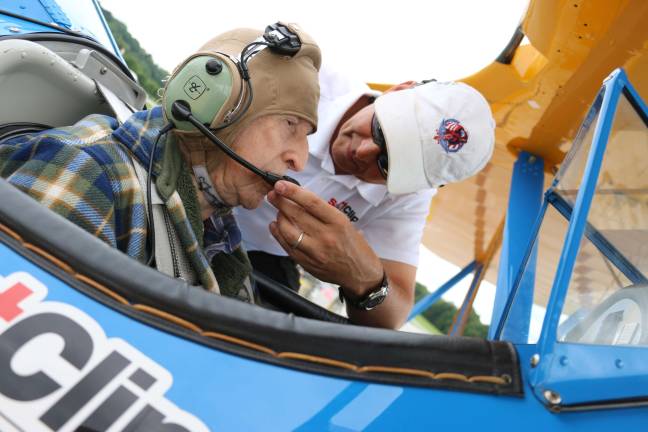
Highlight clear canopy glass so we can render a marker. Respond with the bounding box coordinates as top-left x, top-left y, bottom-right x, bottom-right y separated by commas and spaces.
557, 93, 648, 346
502, 88, 648, 347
